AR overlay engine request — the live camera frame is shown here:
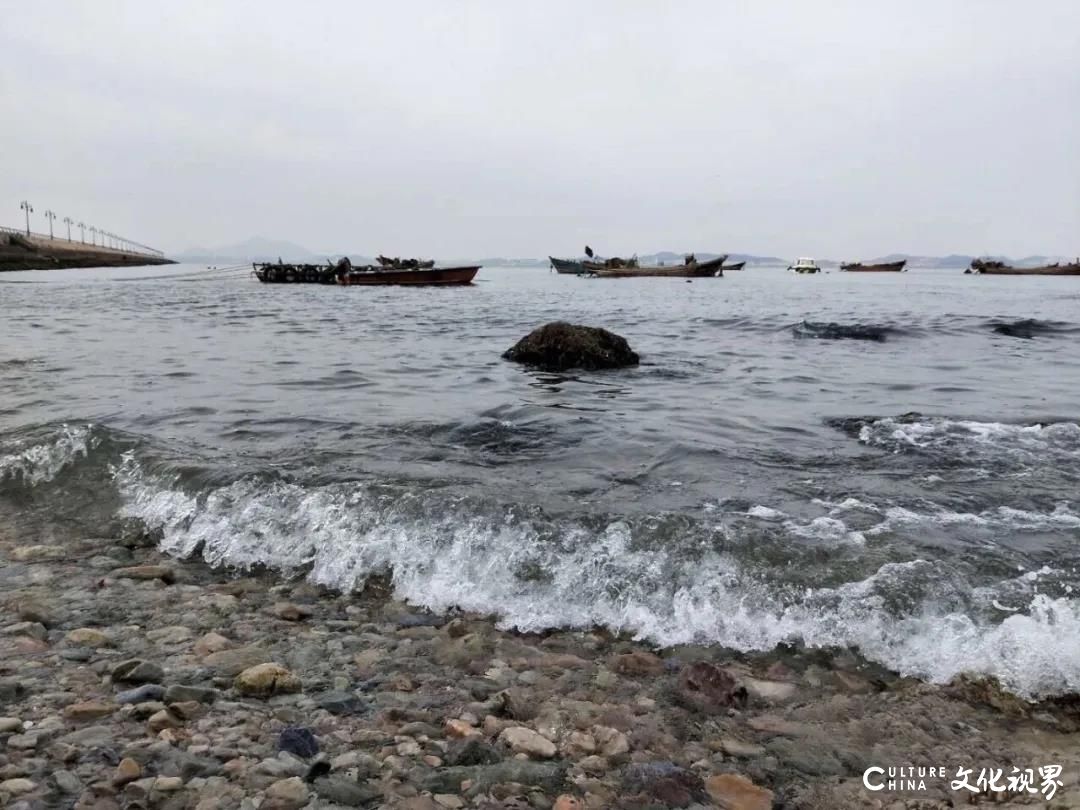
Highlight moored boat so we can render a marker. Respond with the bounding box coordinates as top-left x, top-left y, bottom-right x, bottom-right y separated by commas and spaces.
253, 258, 479, 286
787, 257, 820, 274
337, 265, 478, 285
970, 259, 1080, 276
549, 256, 586, 274
840, 260, 907, 272
583, 254, 725, 278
